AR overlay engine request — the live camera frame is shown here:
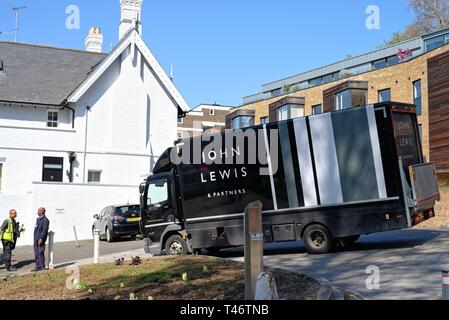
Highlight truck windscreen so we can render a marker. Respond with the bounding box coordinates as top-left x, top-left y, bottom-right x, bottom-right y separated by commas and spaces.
391, 111, 422, 171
